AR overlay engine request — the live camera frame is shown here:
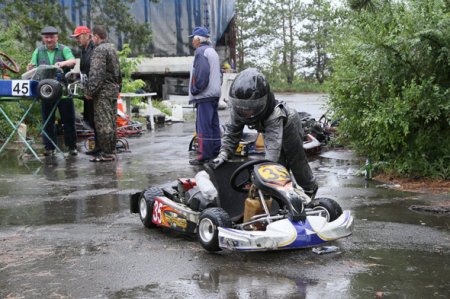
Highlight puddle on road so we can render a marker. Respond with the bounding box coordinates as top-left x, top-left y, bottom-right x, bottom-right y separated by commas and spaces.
316, 150, 449, 229
0, 193, 127, 226
350, 248, 449, 299
109, 269, 316, 299
106, 249, 449, 299
353, 197, 449, 229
